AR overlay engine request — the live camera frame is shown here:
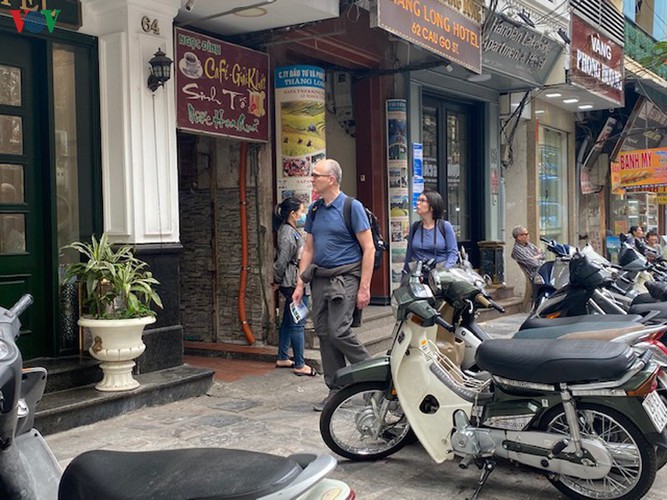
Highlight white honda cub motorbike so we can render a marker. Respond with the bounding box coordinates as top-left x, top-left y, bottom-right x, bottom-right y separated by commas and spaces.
326, 278, 667, 499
